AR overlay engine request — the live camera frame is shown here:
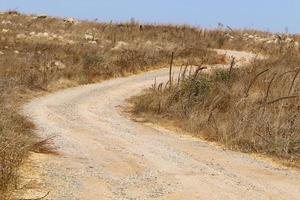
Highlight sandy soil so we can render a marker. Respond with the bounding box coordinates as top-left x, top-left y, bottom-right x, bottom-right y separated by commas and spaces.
22, 50, 300, 200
